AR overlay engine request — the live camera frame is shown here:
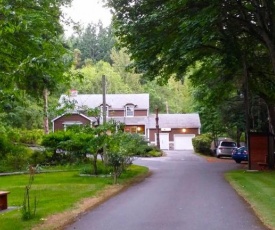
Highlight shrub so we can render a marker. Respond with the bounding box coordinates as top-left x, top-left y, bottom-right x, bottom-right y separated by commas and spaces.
79, 166, 93, 175
147, 149, 163, 157
29, 150, 51, 166
106, 151, 133, 183
137, 145, 163, 157
45, 151, 76, 166
192, 133, 212, 155
121, 134, 150, 156
2, 146, 32, 171
41, 131, 72, 149
7, 129, 44, 145
0, 135, 12, 157
80, 161, 112, 175
21, 129, 44, 145
41, 130, 92, 165
126, 135, 162, 157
